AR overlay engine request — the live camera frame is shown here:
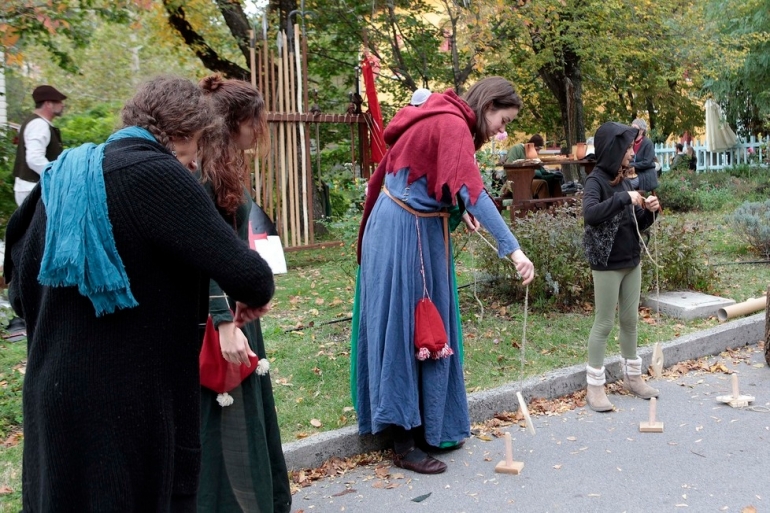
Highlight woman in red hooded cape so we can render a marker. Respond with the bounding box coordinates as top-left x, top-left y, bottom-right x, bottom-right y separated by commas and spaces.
354, 77, 535, 474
